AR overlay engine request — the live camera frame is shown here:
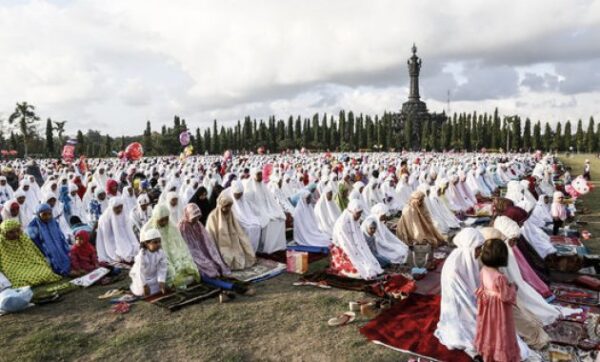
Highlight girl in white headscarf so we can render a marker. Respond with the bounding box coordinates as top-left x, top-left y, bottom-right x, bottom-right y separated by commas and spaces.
43, 192, 72, 242
0, 176, 15, 205
96, 196, 140, 264
81, 181, 98, 210
121, 186, 137, 214
166, 191, 184, 224
130, 194, 153, 237
293, 190, 331, 247
314, 185, 341, 237
368, 203, 408, 264
330, 200, 383, 280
